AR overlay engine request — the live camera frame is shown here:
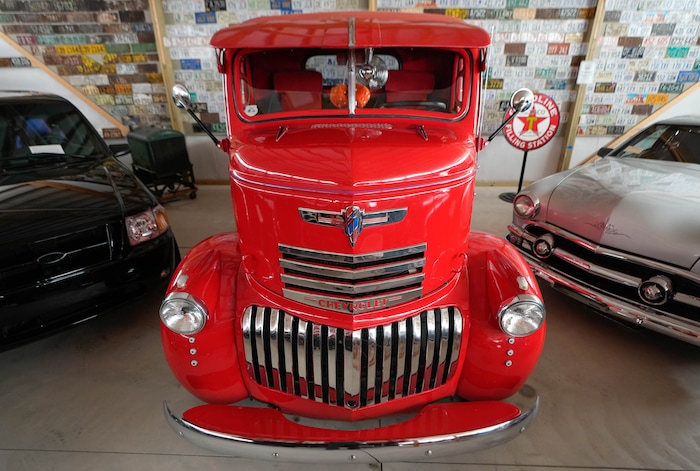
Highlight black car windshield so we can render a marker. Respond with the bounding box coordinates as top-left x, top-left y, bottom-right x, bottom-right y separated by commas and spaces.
613, 123, 700, 165
0, 99, 106, 171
